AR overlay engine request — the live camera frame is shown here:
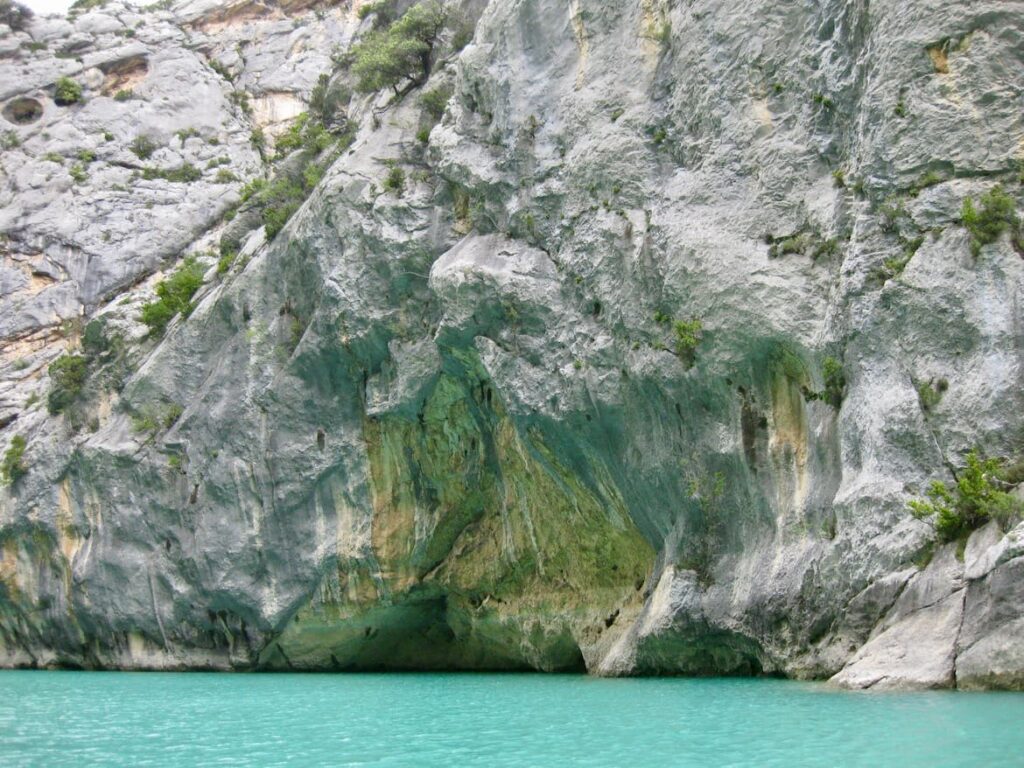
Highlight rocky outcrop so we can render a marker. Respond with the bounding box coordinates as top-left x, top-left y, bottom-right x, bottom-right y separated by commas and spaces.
0, 0, 1021, 688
